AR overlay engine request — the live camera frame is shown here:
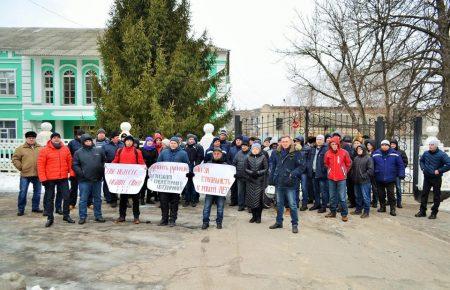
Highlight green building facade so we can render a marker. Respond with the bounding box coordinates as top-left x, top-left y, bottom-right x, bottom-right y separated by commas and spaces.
0, 27, 230, 139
